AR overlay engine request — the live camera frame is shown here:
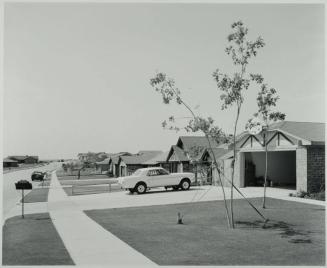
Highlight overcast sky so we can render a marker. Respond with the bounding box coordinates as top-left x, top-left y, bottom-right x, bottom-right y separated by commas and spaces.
3, 3, 324, 159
